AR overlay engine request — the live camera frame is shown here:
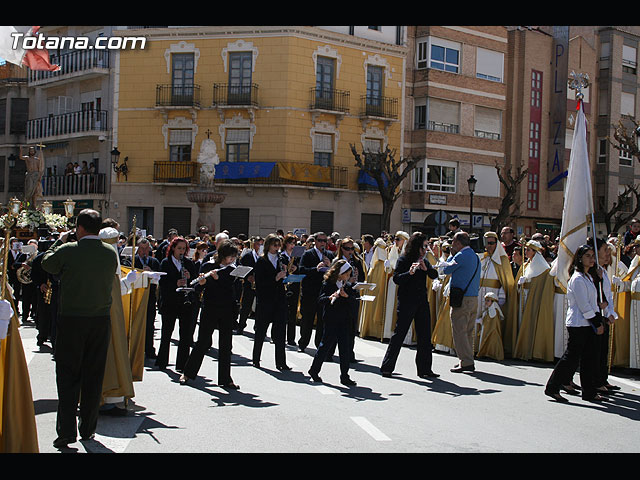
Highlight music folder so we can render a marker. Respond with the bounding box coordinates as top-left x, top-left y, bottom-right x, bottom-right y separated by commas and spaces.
230, 265, 253, 278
